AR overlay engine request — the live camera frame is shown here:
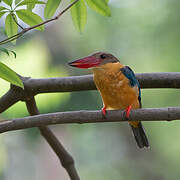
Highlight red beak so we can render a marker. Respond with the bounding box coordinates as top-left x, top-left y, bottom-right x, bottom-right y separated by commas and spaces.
68, 56, 100, 69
